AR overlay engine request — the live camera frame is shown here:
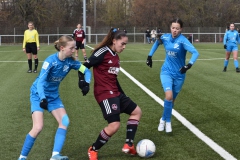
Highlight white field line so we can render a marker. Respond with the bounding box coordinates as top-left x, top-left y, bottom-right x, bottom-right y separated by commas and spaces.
88, 45, 237, 160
